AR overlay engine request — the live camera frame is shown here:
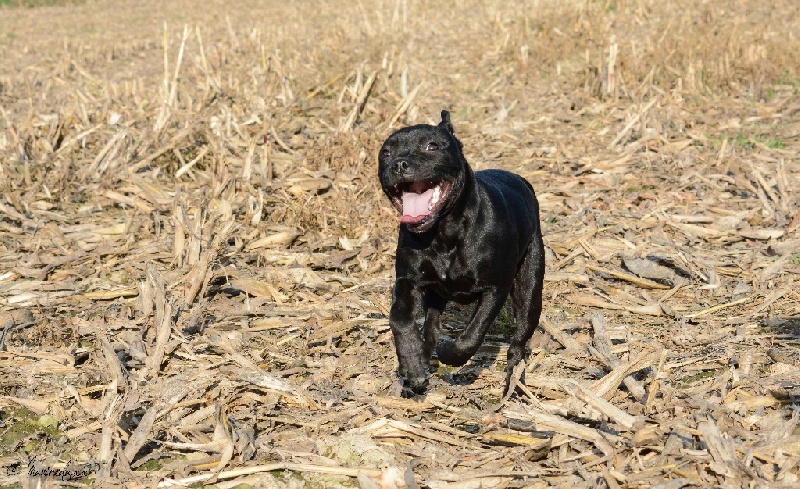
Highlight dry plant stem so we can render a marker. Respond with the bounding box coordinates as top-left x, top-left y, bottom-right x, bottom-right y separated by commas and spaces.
645, 348, 670, 413
176, 146, 211, 178
99, 380, 122, 481
341, 70, 380, 131
123, 404, 160, 462
564, 380, 639, 430
505, 408, 617, 456
157, 462, 384, 487
541, 319, 583, 351
154, 25, 190, 135
608, 97, 658, 148
684, 294, 755, 318
143, 266, 174, 380
387, 81, 424, 128
590, 313, 649, 401
586, 264, 671, 290
98, 332, 126, 389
